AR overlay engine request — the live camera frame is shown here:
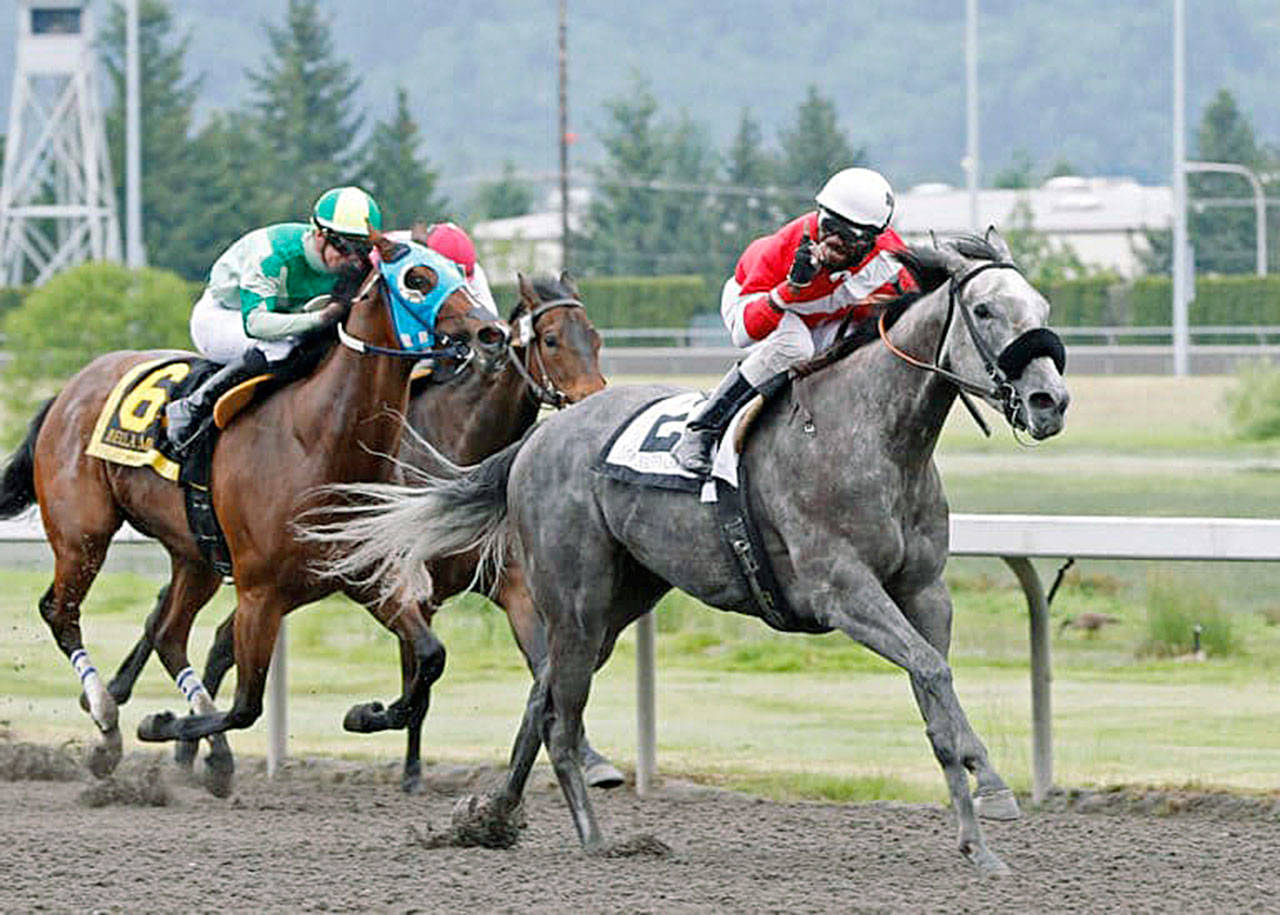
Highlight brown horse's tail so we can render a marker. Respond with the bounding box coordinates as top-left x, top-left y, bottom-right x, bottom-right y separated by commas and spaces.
301, 435, 526, 603
0, 397, 53, 518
